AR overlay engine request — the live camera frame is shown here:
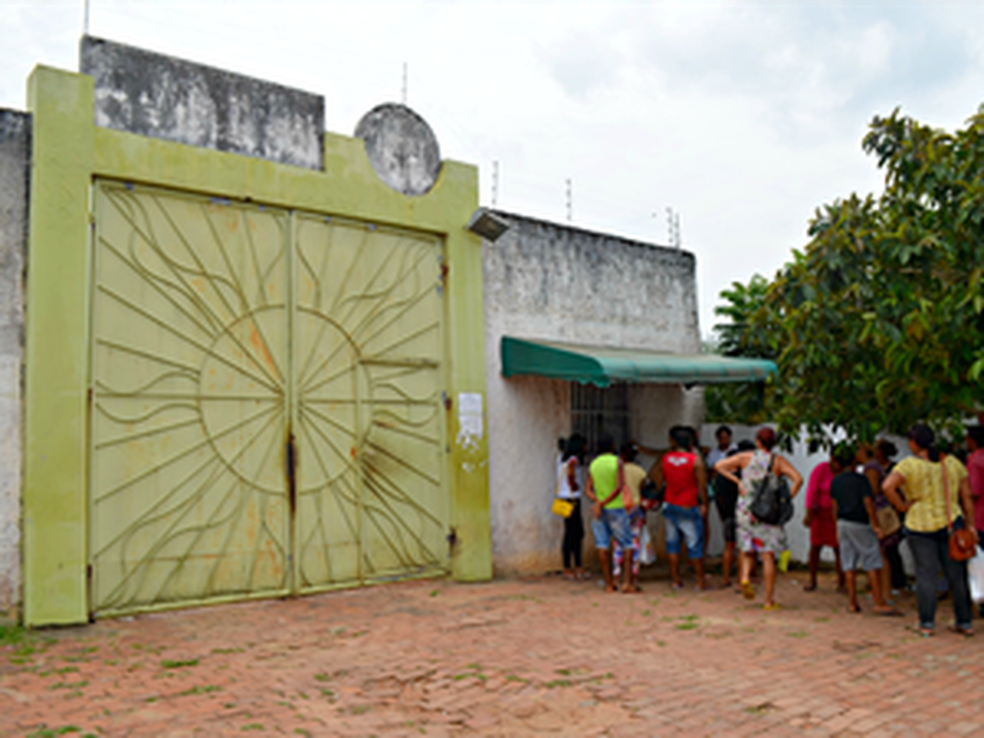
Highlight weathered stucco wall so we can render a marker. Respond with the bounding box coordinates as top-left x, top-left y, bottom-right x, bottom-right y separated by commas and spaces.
0, 109, 29, 612
80, 36, 324, 170
484, 214, 701, 353
484, 213, 703, 575
483, 374, 571, 574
